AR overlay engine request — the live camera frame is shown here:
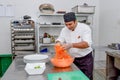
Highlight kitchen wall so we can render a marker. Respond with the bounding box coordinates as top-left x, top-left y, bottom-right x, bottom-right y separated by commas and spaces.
99, 0, 120, 46
92, 0, 120, 61
0, 0, 99, 55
